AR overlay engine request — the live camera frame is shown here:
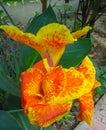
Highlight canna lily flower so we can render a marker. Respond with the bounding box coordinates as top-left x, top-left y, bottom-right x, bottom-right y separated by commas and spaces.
0, 23, 100, 127
0, 23, 92, 66
21, 56, 101, 127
